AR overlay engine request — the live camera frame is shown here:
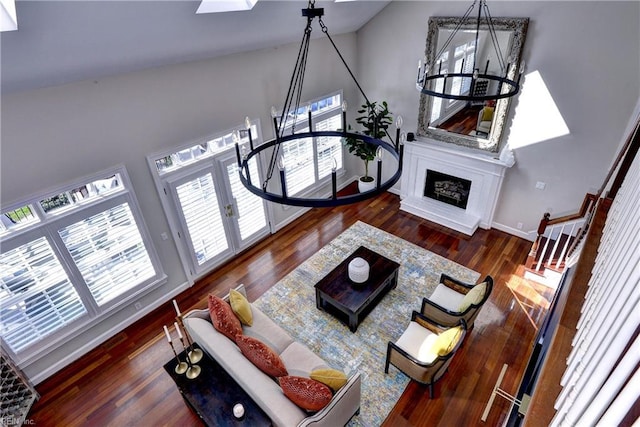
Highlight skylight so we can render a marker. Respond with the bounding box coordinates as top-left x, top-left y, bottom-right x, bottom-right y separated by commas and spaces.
0, 0, 17, 32
196, 0, 259, 14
